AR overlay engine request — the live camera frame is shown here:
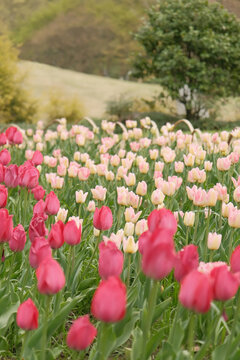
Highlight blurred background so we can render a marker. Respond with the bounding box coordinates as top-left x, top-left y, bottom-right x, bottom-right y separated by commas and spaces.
0, 0, 239, 128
